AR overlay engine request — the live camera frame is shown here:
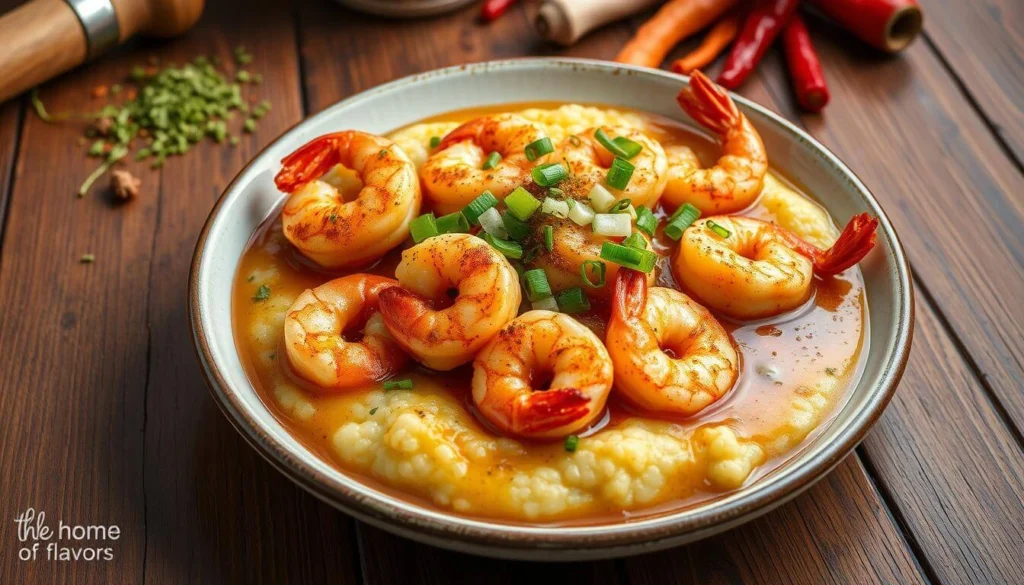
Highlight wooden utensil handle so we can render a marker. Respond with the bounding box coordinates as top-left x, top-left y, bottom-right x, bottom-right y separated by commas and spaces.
0, 0, 89, 103
536, 0, 663, 46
